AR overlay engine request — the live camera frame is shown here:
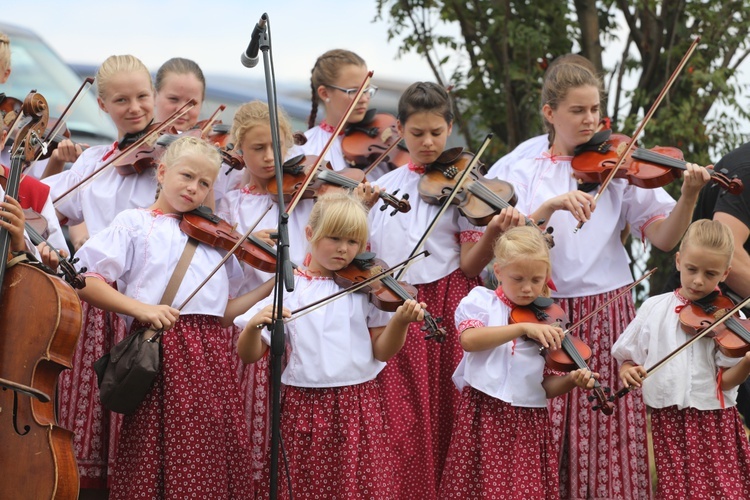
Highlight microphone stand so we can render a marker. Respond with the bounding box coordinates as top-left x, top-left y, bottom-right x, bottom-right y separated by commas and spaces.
255, 14, 294, 498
